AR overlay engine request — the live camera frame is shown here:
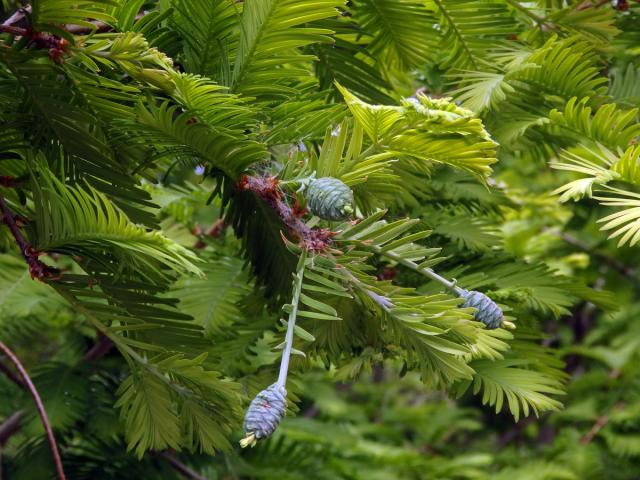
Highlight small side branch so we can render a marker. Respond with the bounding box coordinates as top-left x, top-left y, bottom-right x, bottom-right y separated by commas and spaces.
0, 196, 58, 280
237, 175, 334, 252
193, 218, 227, 249
0, 341, 66, 480
277, 250, 306, 388
82, 334, 114, 362
159, 451, 208, 480
0, 359, 25, 389
0, 410, 24, 446
580, 414, 609, 444
580, 402, 625, 445
557, 230, 636, 279
2, 5, 31, 27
